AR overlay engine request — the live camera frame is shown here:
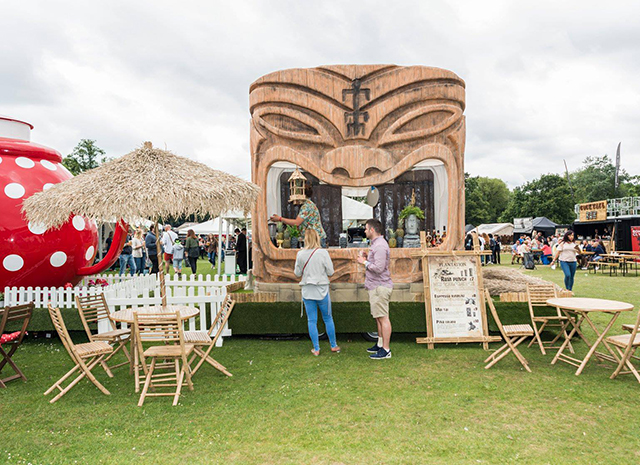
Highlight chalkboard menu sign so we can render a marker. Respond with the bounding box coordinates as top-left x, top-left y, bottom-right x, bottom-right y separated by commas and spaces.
428, 255, 484, 339
414, 249, 500, 349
